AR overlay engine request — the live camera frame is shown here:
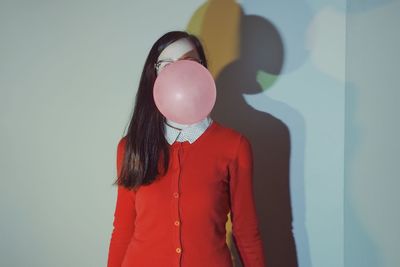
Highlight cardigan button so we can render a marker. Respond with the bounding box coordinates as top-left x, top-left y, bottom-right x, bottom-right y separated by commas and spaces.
173, 192, 179, 198
174, 220, 180, 226
176, 247, 182, 253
